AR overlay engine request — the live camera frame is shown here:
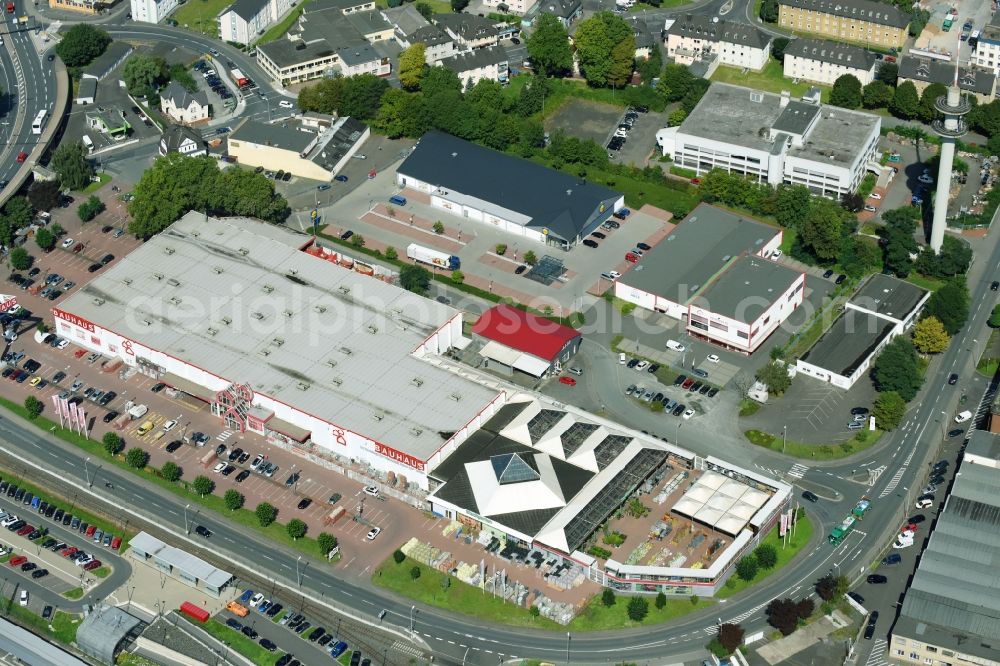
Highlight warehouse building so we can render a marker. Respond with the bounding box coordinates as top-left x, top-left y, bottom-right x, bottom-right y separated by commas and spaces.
396, 131, 623, 249
428, 395, 791, 595
472, 304, 581, 378
656, 83, 881, 197
614, 204, 803, 354
53, 213, 504, 490
795, 274, 928, 388
891, 430, 1000, 666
